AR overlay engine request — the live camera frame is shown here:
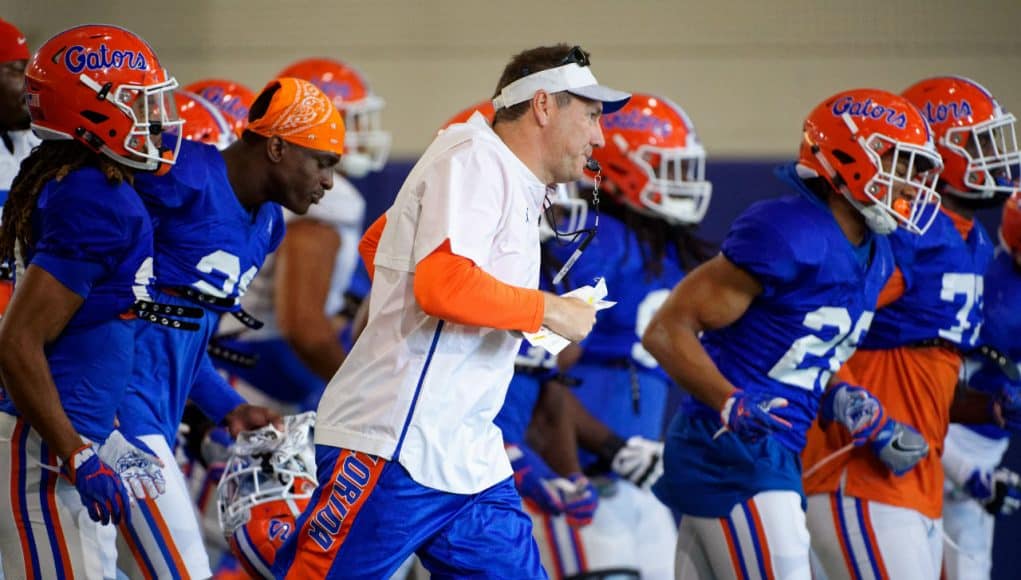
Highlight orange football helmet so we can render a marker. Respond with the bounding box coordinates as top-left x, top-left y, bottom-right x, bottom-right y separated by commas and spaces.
1001, 191, 1021, 259
277, 58, 390, 177
440, 101, 496, 130
173, 90, 235, 150
218, 413, 316, 578
903, 76, 1020, 200
593, 93, 711, 224
25, 24, 182, 172
799, 88, 943, 235
184, 78, 255, 137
